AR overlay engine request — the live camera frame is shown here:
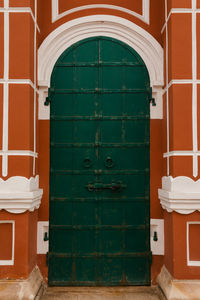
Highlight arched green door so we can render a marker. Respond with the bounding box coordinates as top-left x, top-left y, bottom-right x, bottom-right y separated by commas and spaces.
48, 37, 151, 286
